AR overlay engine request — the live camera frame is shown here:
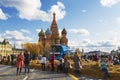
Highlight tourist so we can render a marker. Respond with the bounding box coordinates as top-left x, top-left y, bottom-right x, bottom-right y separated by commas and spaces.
50, 54, 55, 71
100, 58, 110, 79
41, 54, 46, 71
73, 52, 82, 74
0, 55, 2, 63
16, 51, 24, 75
7, 55, 10, 64
11, 54, 15, 65
113, 56, 120, 65
64, 58, 70, 74
57, 58, 64, 72
24, 51, 31, 74
94, 54, 98, 62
